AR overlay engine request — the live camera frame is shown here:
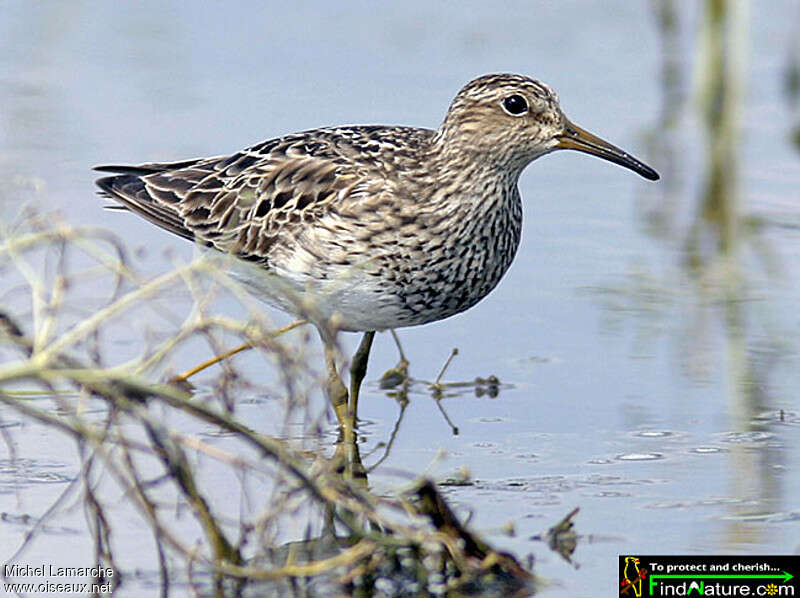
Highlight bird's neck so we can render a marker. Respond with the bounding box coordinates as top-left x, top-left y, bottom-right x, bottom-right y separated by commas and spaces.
419, 148, 523, 265
430, 122, 542, 181
422, 143, 523, 221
